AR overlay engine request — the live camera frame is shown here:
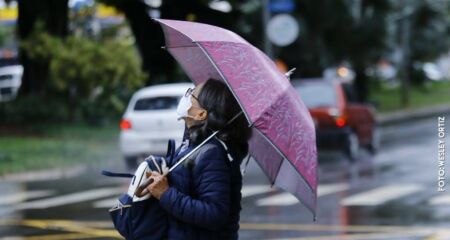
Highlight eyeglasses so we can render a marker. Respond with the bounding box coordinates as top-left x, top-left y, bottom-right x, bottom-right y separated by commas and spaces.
185, 87, 200, 102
